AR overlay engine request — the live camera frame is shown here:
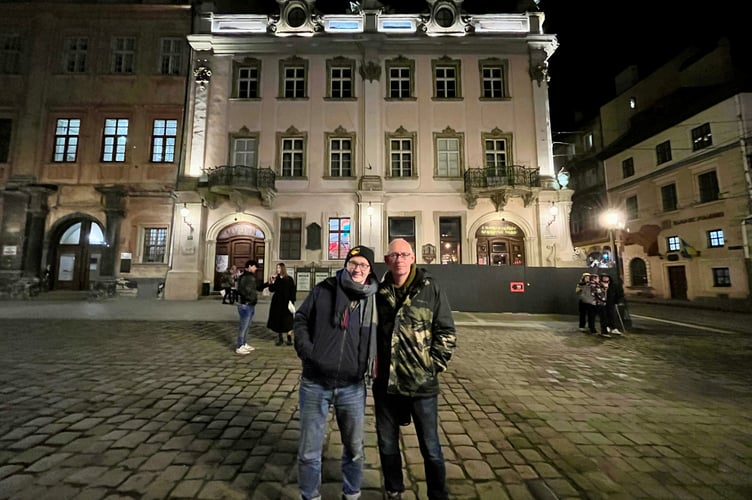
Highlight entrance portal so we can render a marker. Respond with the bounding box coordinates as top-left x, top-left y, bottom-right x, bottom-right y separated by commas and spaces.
53, 219, 106, 290
475, 220, 525, 266
214, 222, 265, 290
